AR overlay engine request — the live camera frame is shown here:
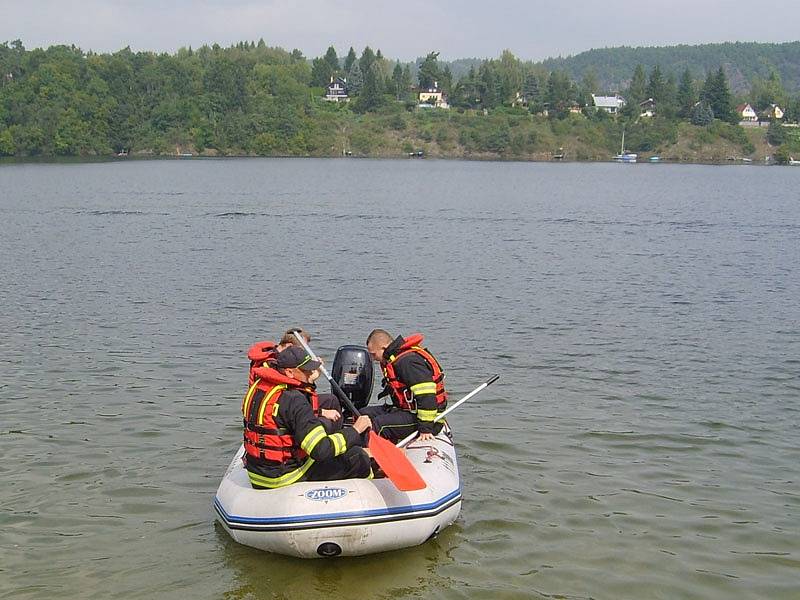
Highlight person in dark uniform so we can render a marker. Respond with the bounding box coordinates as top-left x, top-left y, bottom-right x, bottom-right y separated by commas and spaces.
363, 329, 448, 443
242, 346, 372, 489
